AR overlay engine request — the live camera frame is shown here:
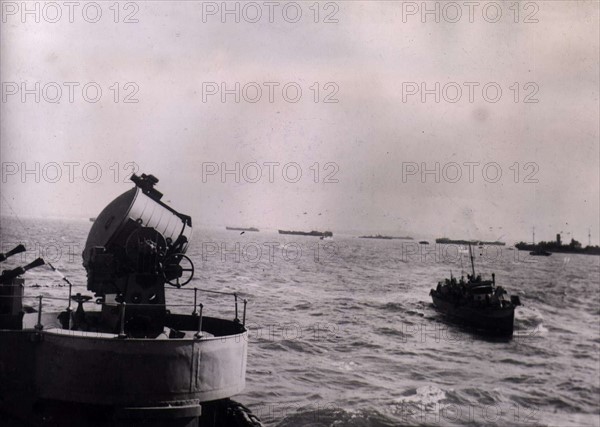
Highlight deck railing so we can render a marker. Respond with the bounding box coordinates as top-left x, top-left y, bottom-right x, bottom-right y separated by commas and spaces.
0, 285, 248, 335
